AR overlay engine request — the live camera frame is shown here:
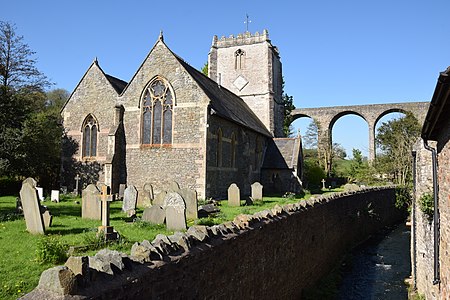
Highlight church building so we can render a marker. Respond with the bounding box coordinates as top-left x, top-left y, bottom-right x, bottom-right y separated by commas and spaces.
61, 30, 302, 199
